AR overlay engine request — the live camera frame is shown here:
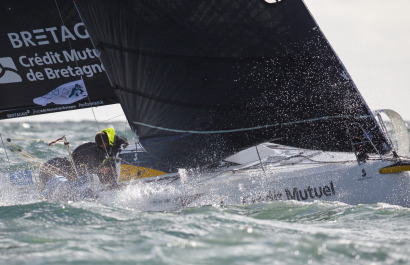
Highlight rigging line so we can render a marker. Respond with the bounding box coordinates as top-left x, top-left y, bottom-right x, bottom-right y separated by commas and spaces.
8, 142, 75, 179
7, 140, 78, 175
7, 139, 84, 181
132, 114, 373, 134
59, 113, 125, 138
9, 146, 50, 170
90, 107, 101, 132
63, 136, 80, 180
124, 119, 128, 139
53, 0, 79, 70
73, 3, 122, 134
7, 138, 61, 143
54, 0, 101, 132
11, 151, 40, 168
8, 144, 49, 169
0, 133, 11, 166
300, 156, 357, 164
8, 141, 43, 164
39, 162, 75, 181
12, 150, 72, 180
255, 145, 265, 174
96, 133, 111, 160
8, 142, 37, 160
2, 113, 125, 153
375, 112, 402, 162
236, 156, 357, 173
306, 3, 387, 143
